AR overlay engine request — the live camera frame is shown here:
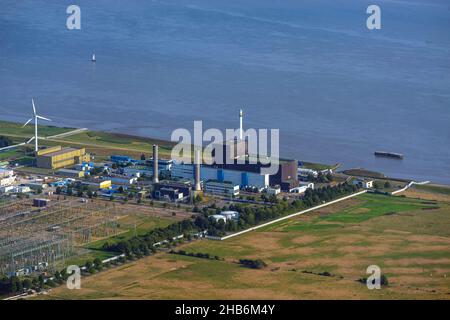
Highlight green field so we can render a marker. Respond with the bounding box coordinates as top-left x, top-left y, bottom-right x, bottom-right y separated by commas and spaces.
0, 120, 72, 137
0, 148, 23, 161
312, 193, 428, 224
1, 121, 175, 159
41, 191, 450, 300
301, 161, 339, 171
58, 131, 174, 158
